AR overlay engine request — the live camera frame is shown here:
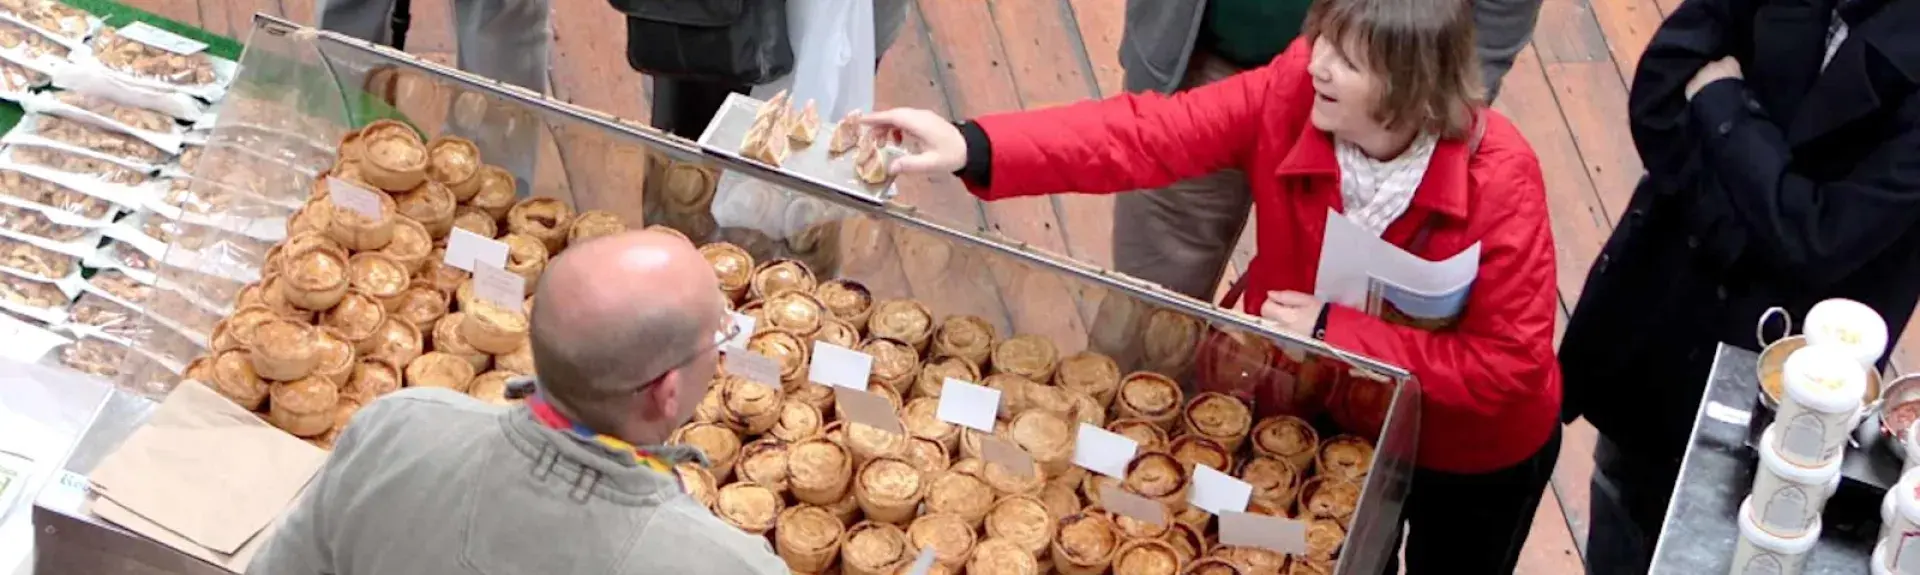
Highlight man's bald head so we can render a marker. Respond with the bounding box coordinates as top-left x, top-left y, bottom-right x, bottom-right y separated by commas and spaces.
529, 230, 722, 439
